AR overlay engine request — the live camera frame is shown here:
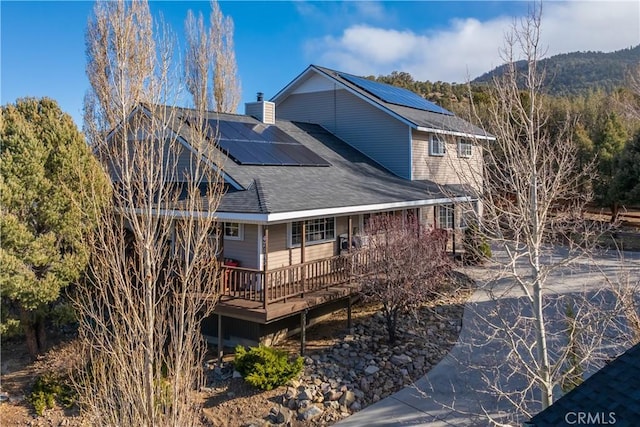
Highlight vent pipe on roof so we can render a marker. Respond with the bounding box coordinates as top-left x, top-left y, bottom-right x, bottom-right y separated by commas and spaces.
245, 92, 275, 124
